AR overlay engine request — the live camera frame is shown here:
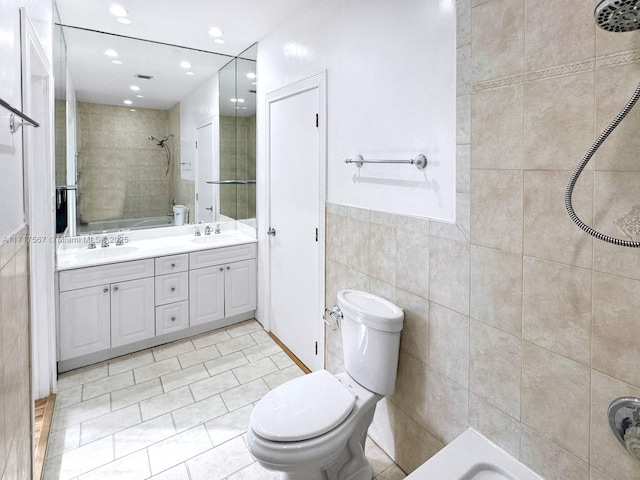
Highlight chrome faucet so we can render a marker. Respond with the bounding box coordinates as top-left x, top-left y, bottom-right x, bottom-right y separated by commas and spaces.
215, 224, 221, 234
204, 225, 212, 235
101, 236, 109, 248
